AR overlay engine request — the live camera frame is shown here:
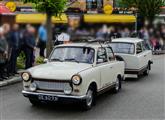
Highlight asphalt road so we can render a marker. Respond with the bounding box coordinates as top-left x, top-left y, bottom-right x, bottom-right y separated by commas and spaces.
0, 55, 165, 120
